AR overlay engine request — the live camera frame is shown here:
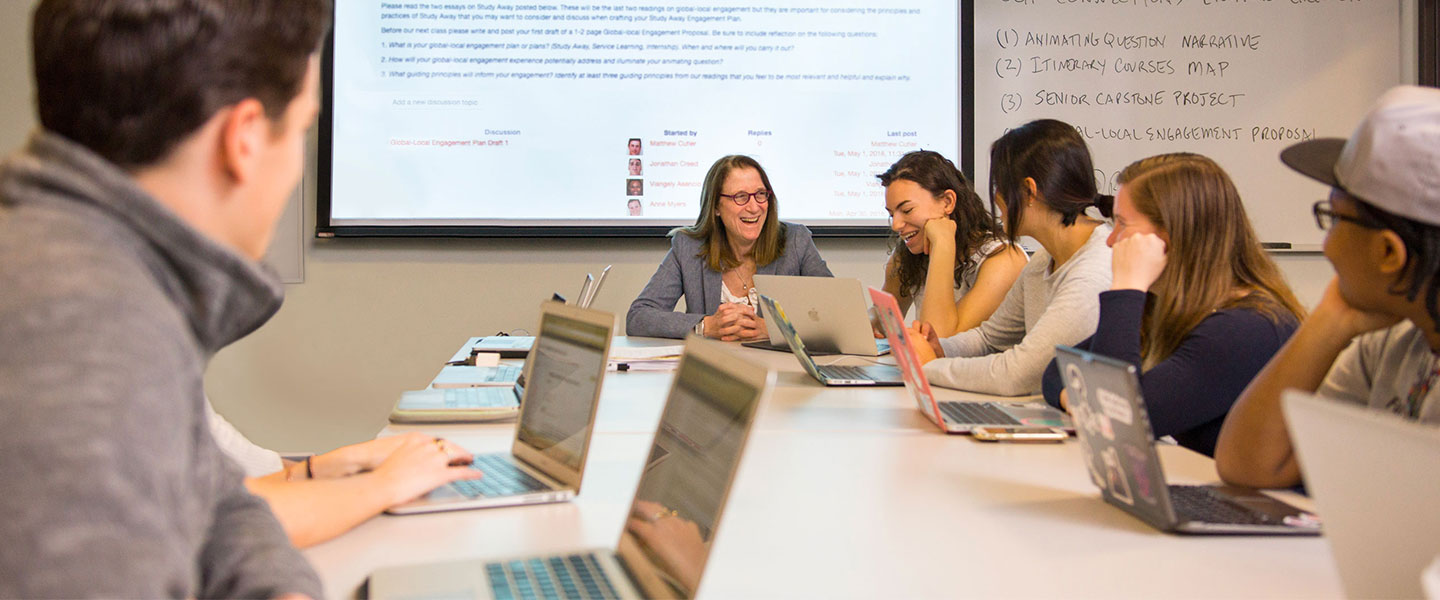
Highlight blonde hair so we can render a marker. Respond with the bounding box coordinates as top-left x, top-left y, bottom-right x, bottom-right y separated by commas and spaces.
1118, 153, 1305, 368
